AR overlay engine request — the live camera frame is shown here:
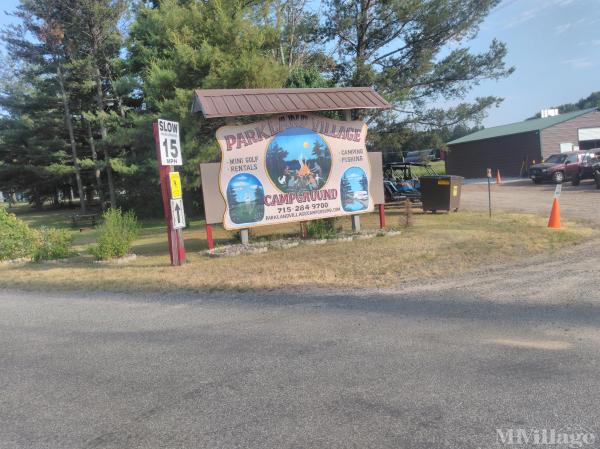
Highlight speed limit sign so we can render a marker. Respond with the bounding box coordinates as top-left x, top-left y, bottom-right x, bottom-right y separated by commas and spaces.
157, 119, 182, 166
